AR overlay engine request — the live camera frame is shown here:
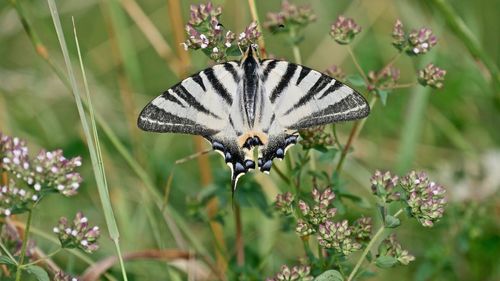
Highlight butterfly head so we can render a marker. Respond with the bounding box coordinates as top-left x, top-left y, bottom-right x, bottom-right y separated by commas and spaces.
241, 44, 260, 63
